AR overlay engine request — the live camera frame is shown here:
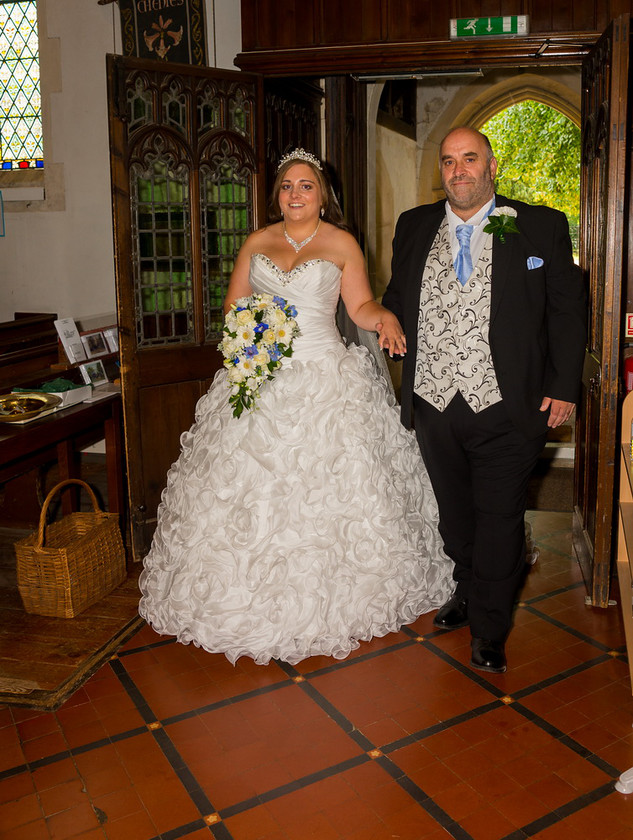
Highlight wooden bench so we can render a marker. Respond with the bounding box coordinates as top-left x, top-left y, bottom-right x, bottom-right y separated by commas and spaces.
0, 312, 60, 394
